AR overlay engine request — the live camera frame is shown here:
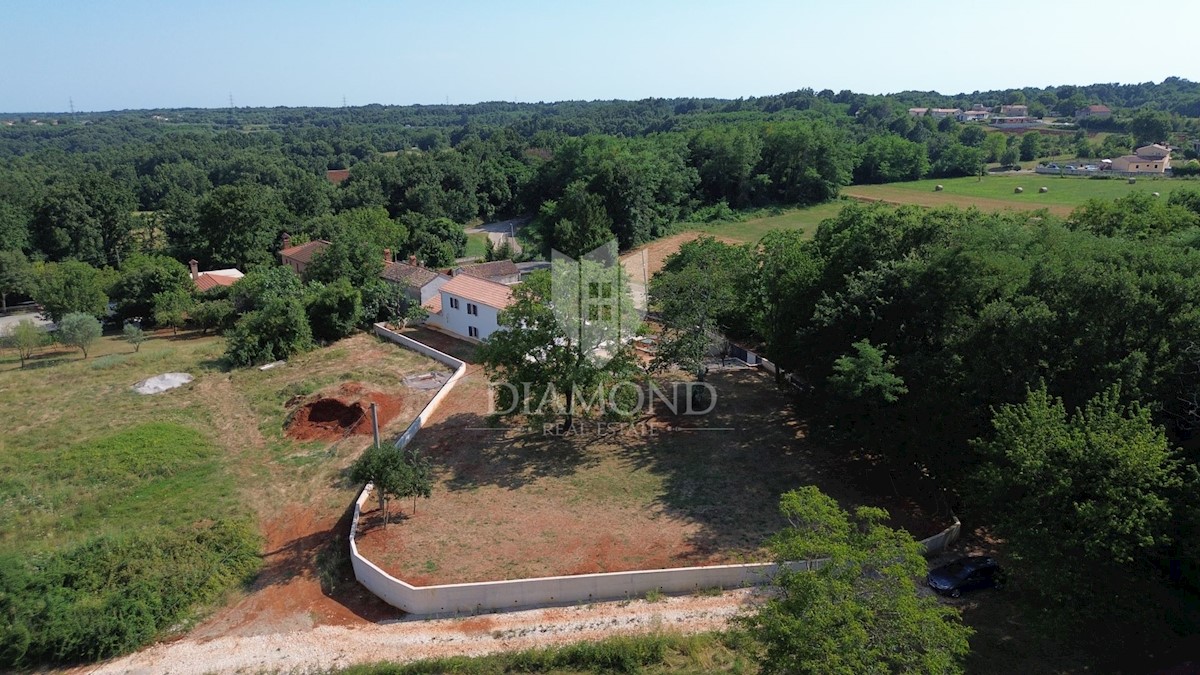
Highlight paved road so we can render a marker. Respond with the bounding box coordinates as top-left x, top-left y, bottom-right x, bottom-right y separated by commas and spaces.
0, 311, 52, 334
